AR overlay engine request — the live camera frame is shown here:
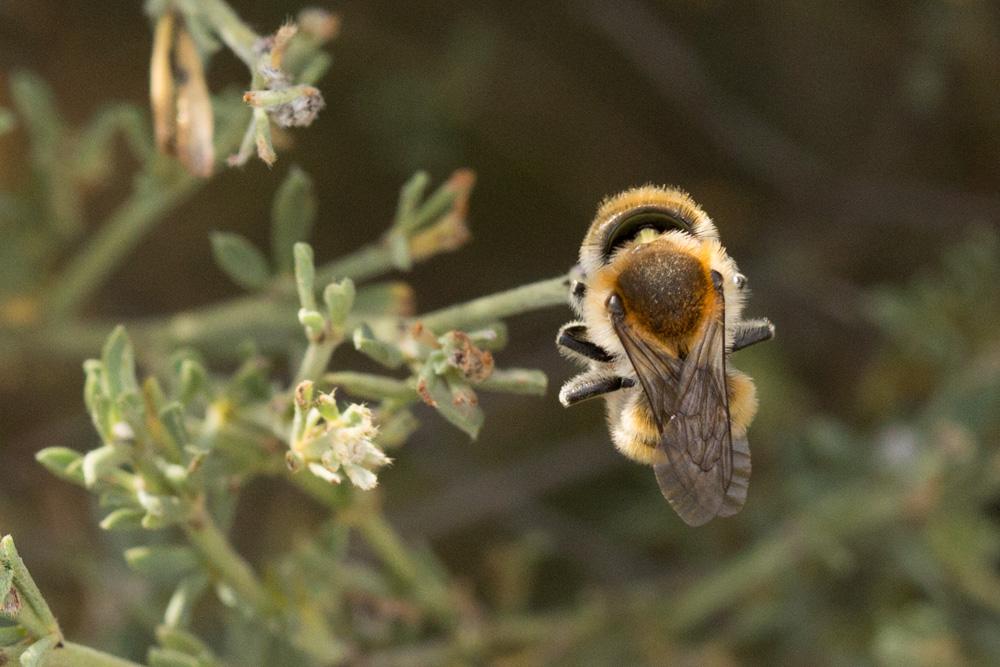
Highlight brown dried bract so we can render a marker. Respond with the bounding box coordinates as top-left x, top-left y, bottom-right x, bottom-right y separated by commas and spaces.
446, 331, 494, 383
150, 11, 215, 177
